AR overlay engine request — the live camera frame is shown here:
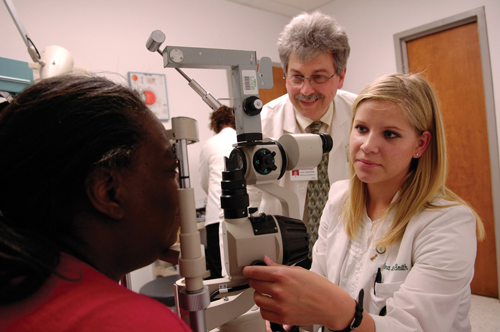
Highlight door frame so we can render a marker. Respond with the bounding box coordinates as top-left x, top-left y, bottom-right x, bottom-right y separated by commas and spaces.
394, 6, 500, 299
